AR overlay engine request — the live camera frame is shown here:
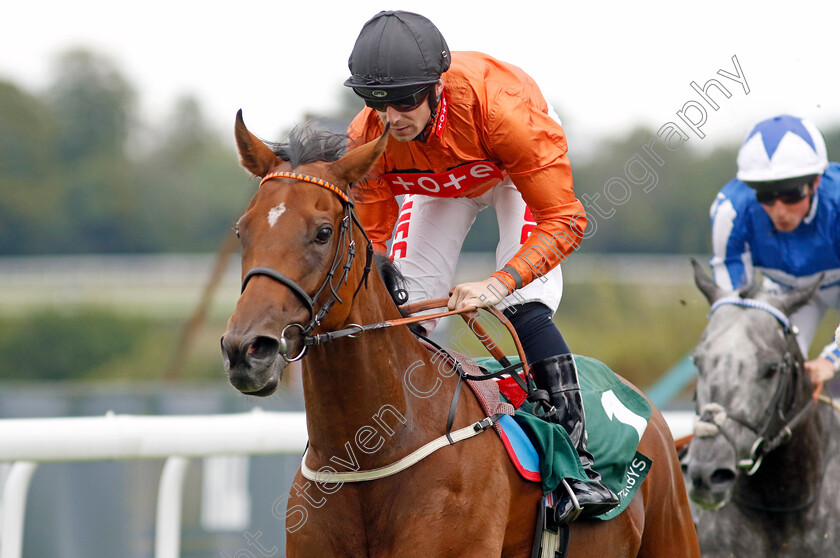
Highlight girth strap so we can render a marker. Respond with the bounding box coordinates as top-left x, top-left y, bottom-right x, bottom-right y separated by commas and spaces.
299, 414, 503, 483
